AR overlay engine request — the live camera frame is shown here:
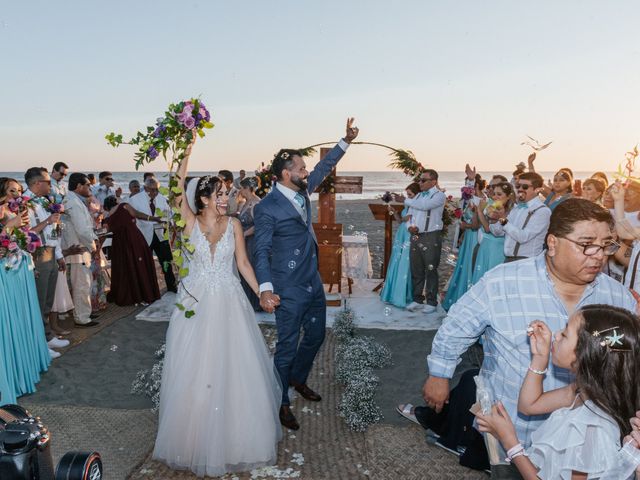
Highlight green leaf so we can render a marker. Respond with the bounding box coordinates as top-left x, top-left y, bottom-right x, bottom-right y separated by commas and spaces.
203, 121, 214, 129
175, 218, 186, 228
175, 302, 186, 311
179, 267, 189, 277
185, 242, 196, 254
172, 249, 181, 260
171, 186, 183, 194
163, 231, 169, 241
174, 255, 183, 267
158, 186, 169, 195
155, 208, 164, 217
185, 310, 195, 318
